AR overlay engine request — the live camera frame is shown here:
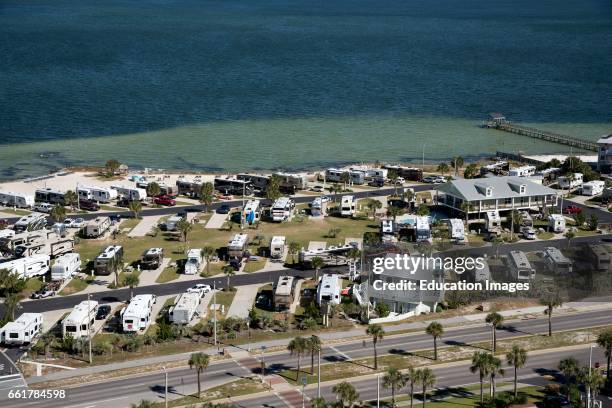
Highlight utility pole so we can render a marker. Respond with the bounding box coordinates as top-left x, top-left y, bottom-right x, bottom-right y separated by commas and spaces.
377, 373, 380, 408
587, 344, 595, 408
317, 347, 321, 397
241, 183, 245, 230
213, 281, 218, 349
87, 293, 92, 364
260, 345, 266, 383
162, 366, 168, 408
